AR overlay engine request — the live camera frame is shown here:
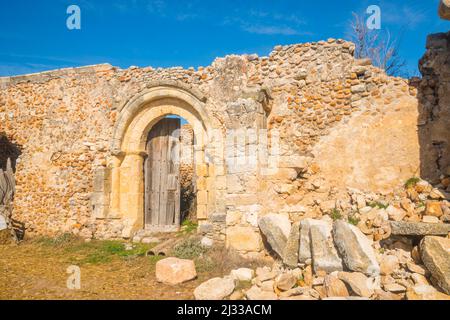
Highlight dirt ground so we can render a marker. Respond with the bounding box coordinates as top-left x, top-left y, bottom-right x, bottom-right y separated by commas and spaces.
0, 234, 268, 300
